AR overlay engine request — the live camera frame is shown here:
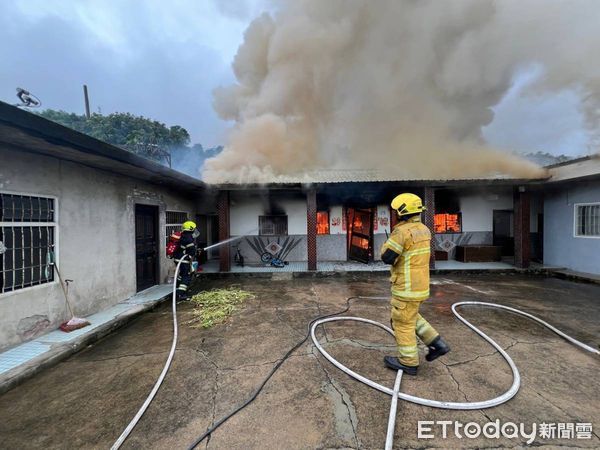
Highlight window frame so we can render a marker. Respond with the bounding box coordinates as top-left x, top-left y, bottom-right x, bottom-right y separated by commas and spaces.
258, 215, 288, 236
165, 210, 189, 244
433, 212, 463, 234
316, 210, 330, 235
573, 202, 600, 239
0, 190, 59, 297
